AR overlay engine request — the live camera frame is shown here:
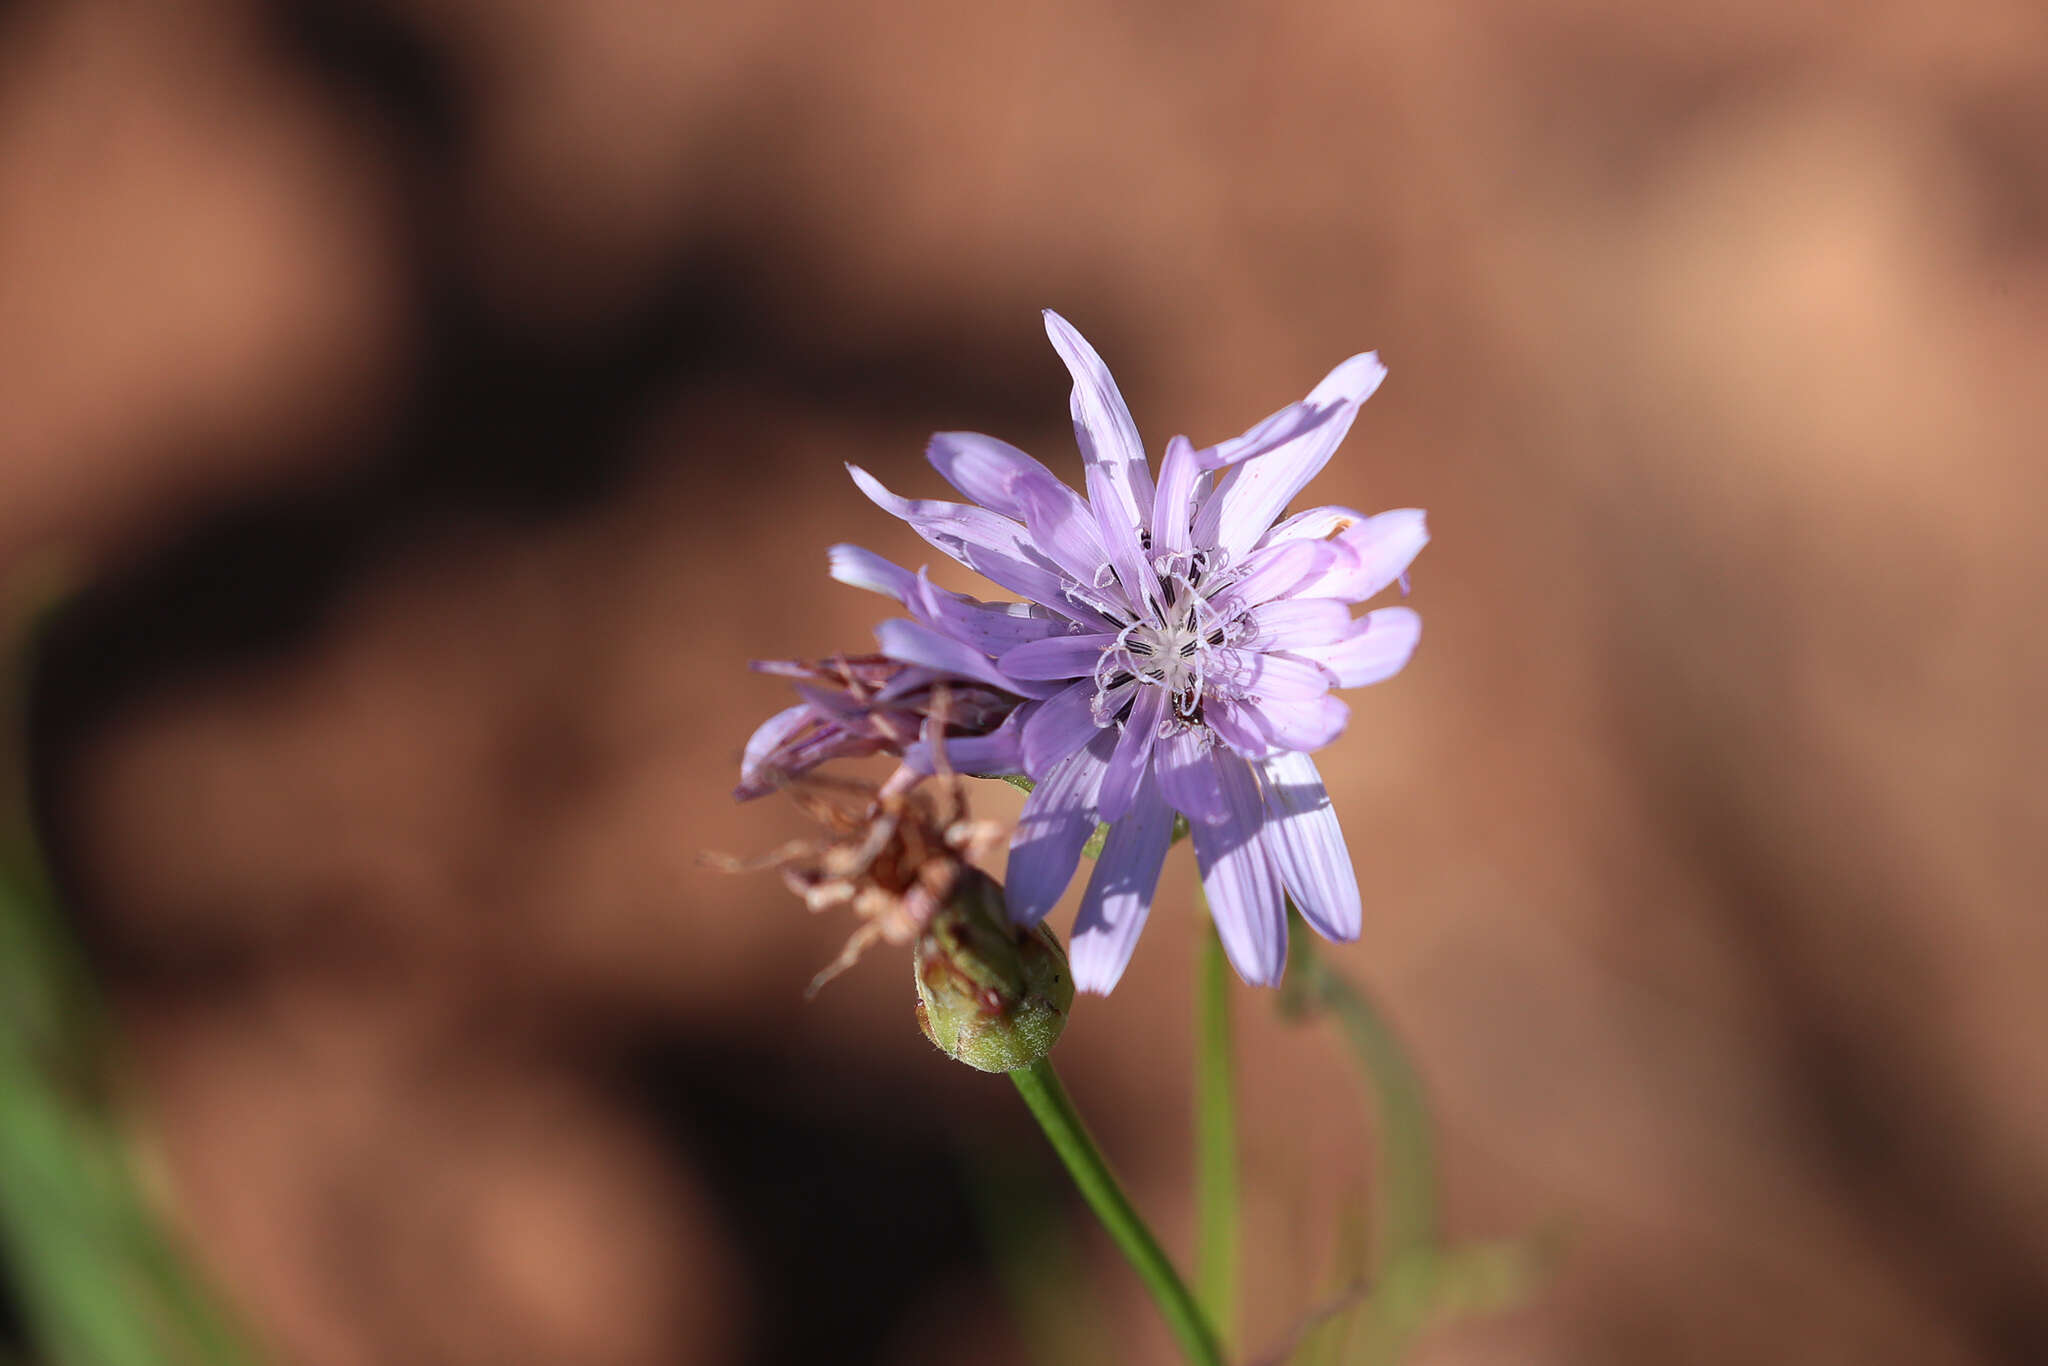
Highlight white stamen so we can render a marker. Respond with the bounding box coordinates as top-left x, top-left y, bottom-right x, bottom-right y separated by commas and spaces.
1084, 554, 1249, 726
